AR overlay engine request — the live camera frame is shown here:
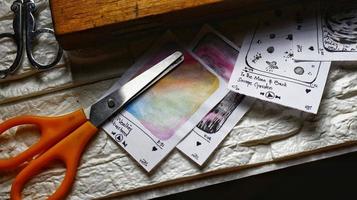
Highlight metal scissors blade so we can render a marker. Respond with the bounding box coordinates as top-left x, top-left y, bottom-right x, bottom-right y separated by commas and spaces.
88, 51, 184, 126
